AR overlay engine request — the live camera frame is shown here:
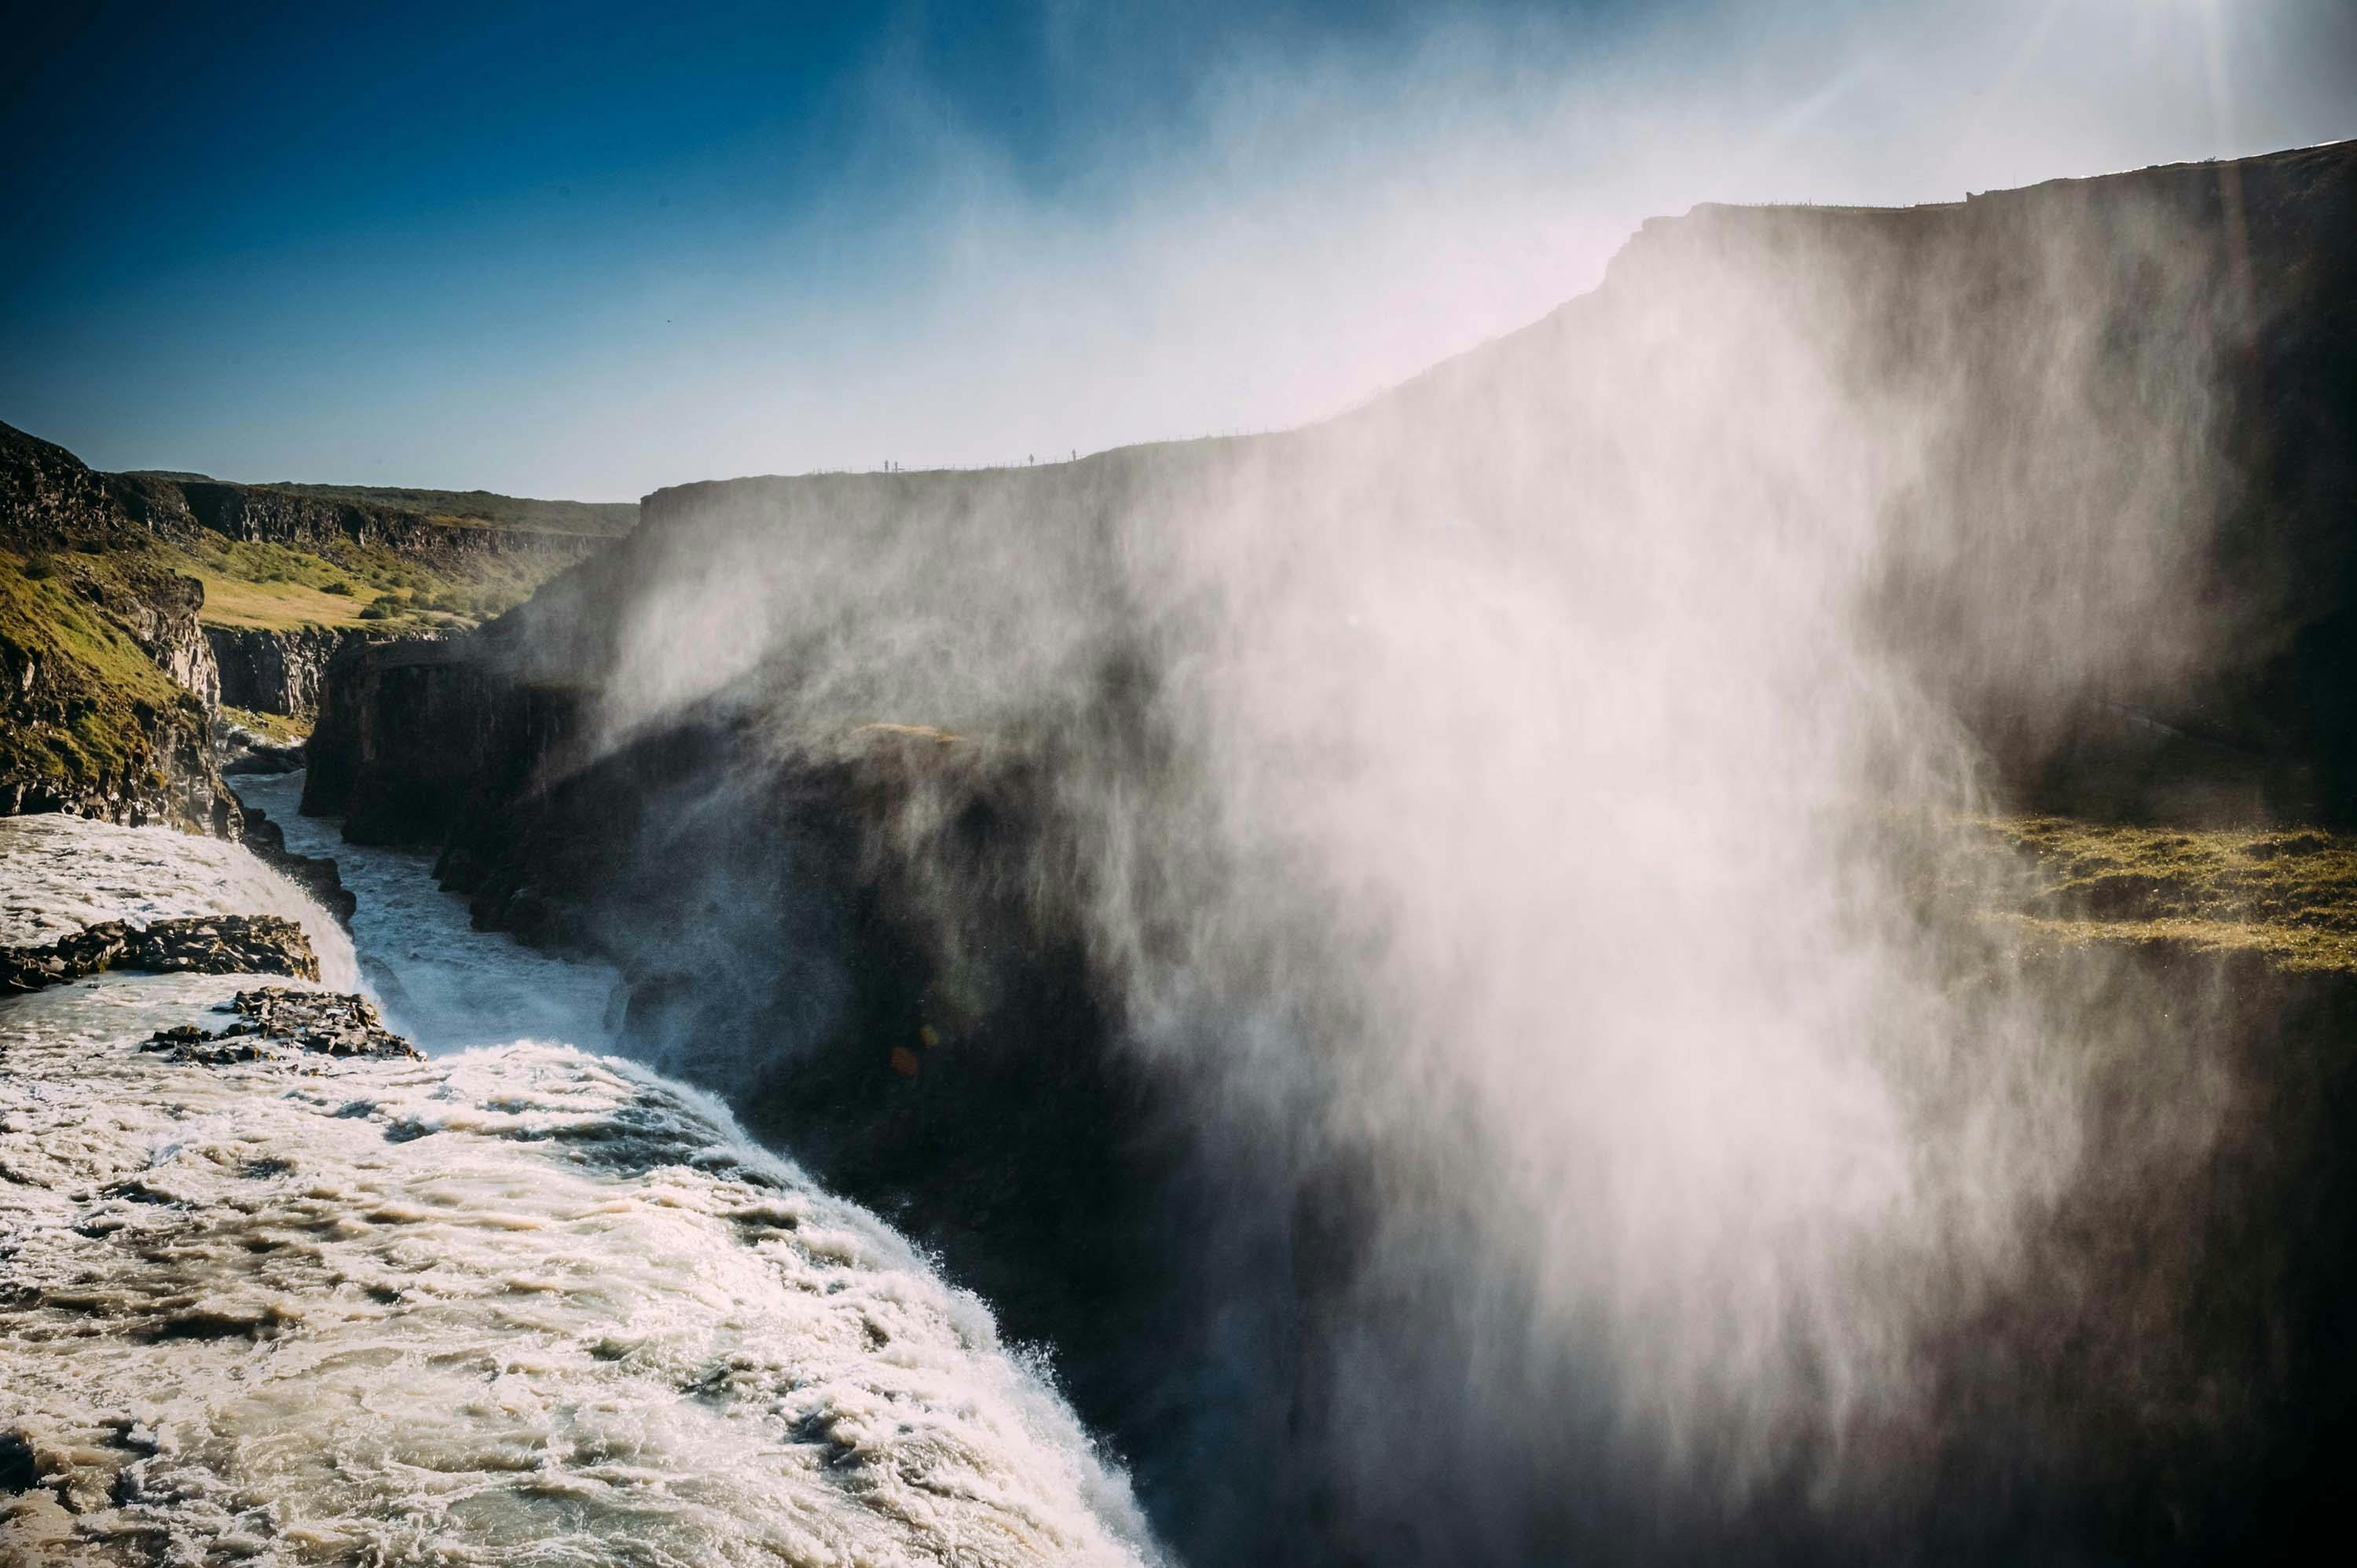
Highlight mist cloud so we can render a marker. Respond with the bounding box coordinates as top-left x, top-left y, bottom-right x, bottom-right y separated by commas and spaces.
571, 146, 2275, 1559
